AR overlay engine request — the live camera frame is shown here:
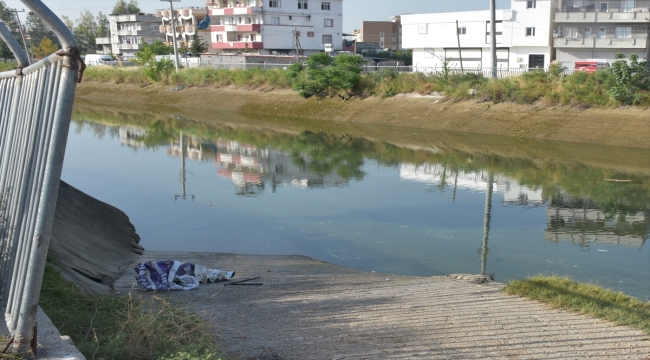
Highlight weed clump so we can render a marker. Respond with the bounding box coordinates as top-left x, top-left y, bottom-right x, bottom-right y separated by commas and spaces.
39, 264, 221, 360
